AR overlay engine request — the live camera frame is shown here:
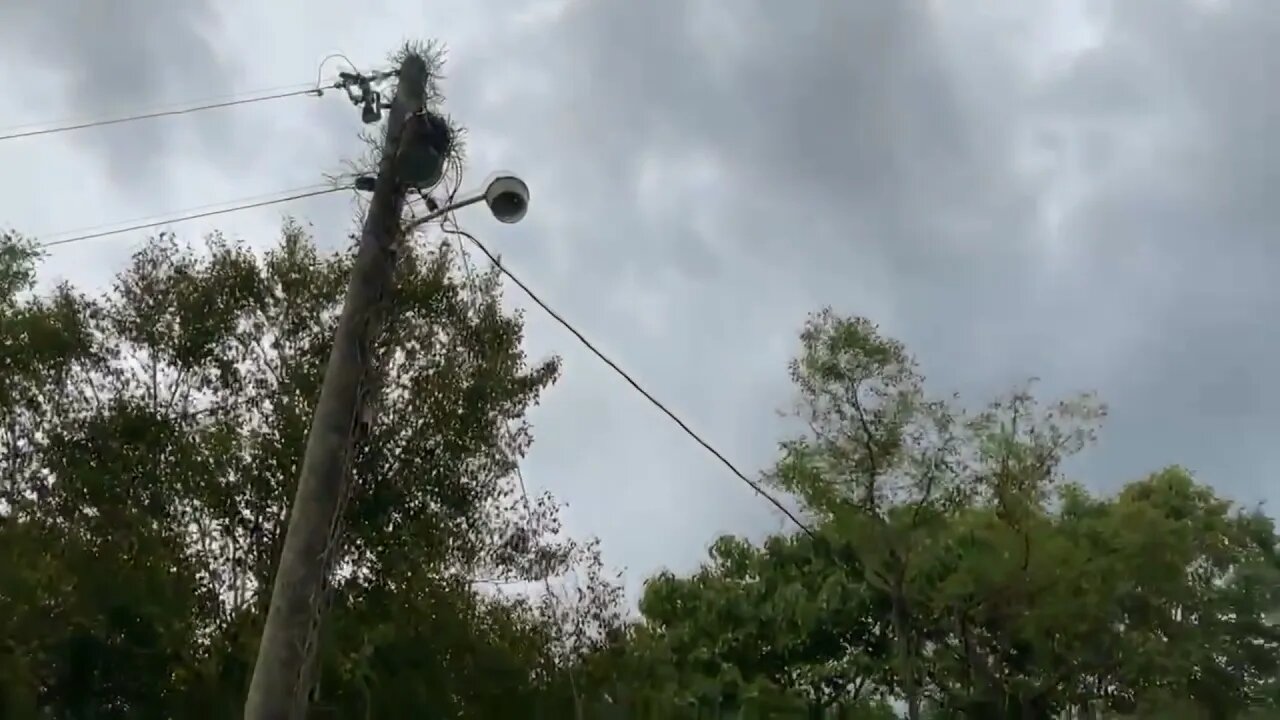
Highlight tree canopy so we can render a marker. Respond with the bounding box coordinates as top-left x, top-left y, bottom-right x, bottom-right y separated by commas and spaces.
592, 310, 1280, 719
0, 227, 620, 718
2, 228, 1277, 719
